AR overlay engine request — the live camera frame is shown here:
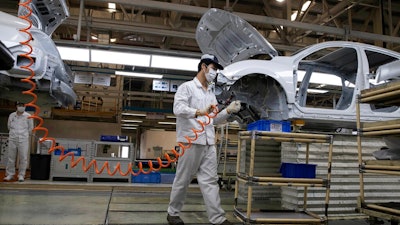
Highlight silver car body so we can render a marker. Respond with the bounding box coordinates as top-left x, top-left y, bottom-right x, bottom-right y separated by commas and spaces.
0, 0, 76, 107
196, 8, 400, 131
